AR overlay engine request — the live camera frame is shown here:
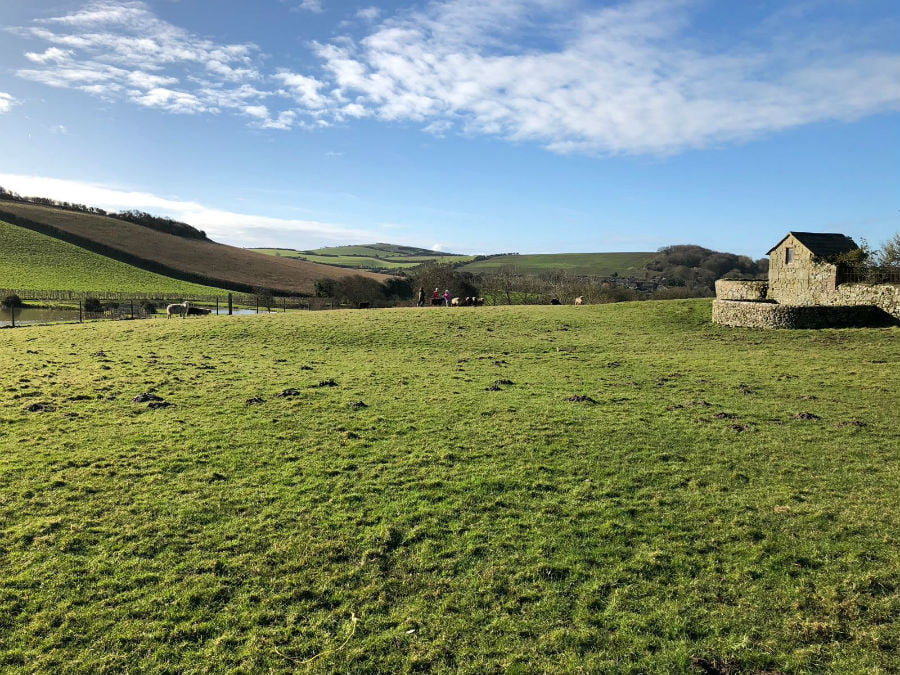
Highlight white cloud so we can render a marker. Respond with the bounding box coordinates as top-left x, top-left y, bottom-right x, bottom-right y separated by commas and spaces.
308, 0, 900, 155
14, 0, 900, 156
0, 93, 17, 113
0, 173, 379, 248
296, 0, 324, 13
356, 7, 380, 22
17, 0, 276, 120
